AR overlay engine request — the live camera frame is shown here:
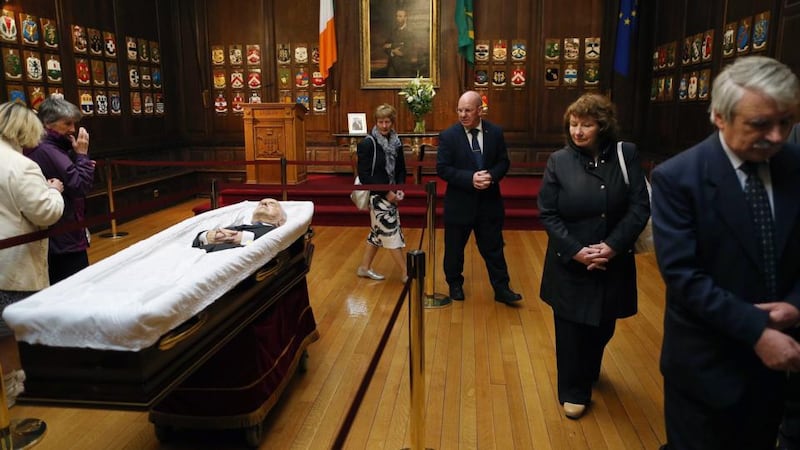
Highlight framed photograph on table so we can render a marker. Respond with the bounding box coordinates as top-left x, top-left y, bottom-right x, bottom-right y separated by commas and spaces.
348, 112, 367, 134
360, 0, 439, 88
